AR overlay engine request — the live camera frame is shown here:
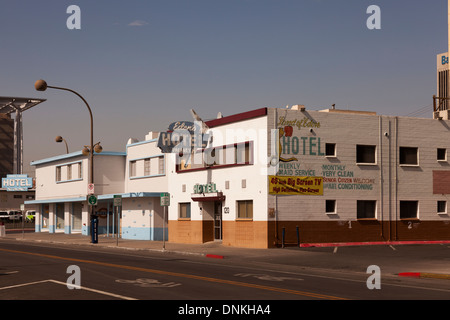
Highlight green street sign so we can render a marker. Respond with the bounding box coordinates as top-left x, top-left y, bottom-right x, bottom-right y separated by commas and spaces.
113, 195, 122, 207
88, 195, 98, 206
160, 193, 170, 206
